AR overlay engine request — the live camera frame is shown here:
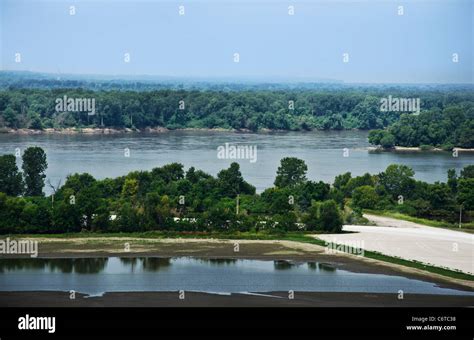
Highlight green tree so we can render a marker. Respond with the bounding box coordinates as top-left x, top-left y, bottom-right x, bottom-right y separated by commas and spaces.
303, 199, 343, 232
121, 178, 139, 203
344, 173, 375, 196
152, 163, 184, 183
204, 198, 235, 229
22, 147, 47, 196
217, 162, 255, 197
380, 133, 395, 148
427, 182, 453, 210
302, 201, 320, 231
460, 165, 474, 179
2, 107, 19, 128
20, 200, 51, 233
274, 157, 308, 188
52, 200, 81, 233
0, 154, 24, 196
61, 173, 96, 194
352, 96, 382, 129
144, 192, 170, 229
368, 130, 384, 145
319, 200, 343, 232
273, 212, 298, 231
261, 187, 293, 214
458, 178, 474, 210
76, 185, 102, 230
115, 202, 141, 232
333, 172, 351, 191
447, 169, 458, 193
296, 180, 330, 209
27, 110, 43, 130
456, 120, 474, 148
378, 164, 415, 199
352, 185, 378, 209
368, 130, 395, 148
